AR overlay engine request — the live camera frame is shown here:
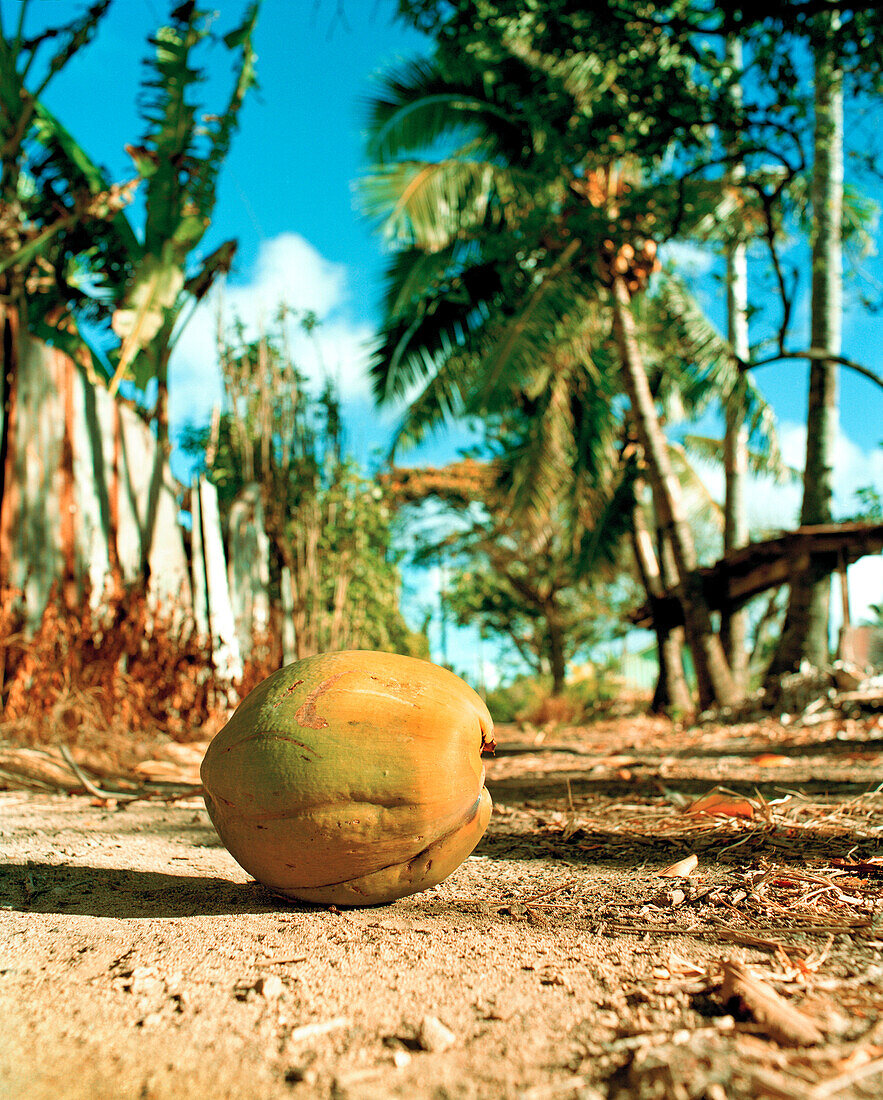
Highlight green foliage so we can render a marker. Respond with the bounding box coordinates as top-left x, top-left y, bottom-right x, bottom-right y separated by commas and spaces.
482, 667, 620, 725
360, 10, 791, 531
0, 1, 259, 402
445, 559, 630, 685
847, 484, 883, 523
184, 311, 422, 659
362, 7, 798, 695
0, 0, 129, 327
408, 420, 640, 691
